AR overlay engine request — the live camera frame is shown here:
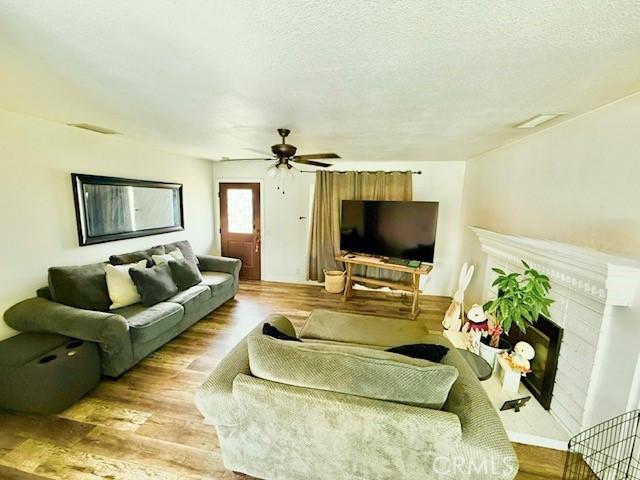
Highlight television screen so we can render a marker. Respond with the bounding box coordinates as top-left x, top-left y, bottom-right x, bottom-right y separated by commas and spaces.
340, 200, 439, 263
